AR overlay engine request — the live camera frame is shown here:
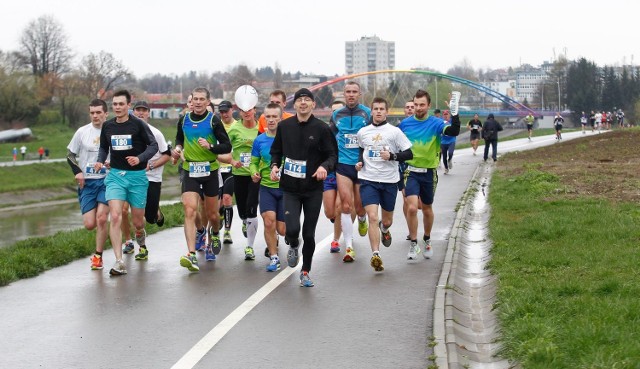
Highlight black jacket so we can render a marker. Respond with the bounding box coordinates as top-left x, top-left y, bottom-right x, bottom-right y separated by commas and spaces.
270, 114, 337, 194
482, 118, 503, 141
